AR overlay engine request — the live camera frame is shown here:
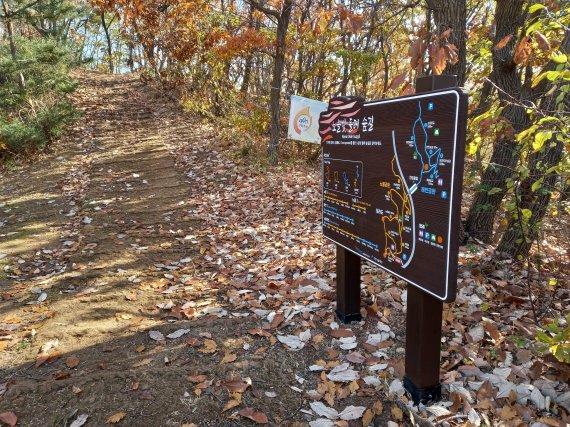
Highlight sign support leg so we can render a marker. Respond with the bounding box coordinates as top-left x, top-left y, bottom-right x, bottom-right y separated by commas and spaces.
403, 74, 457, 404
403, 285, 443, 403
335, 245, 362, 323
